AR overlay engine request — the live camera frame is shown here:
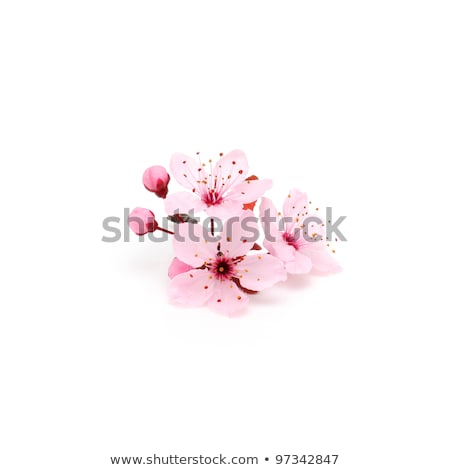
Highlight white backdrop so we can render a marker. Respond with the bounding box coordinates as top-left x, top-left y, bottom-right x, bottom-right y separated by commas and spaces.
1, 1, 449, 469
